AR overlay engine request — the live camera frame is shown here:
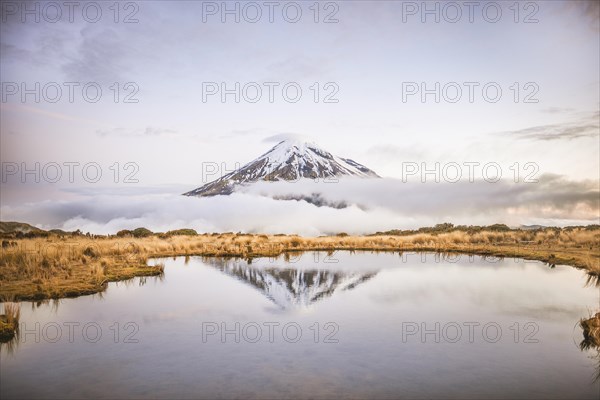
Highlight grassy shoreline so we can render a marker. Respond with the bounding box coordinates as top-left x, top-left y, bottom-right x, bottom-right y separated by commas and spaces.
1, 227, 598, 302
